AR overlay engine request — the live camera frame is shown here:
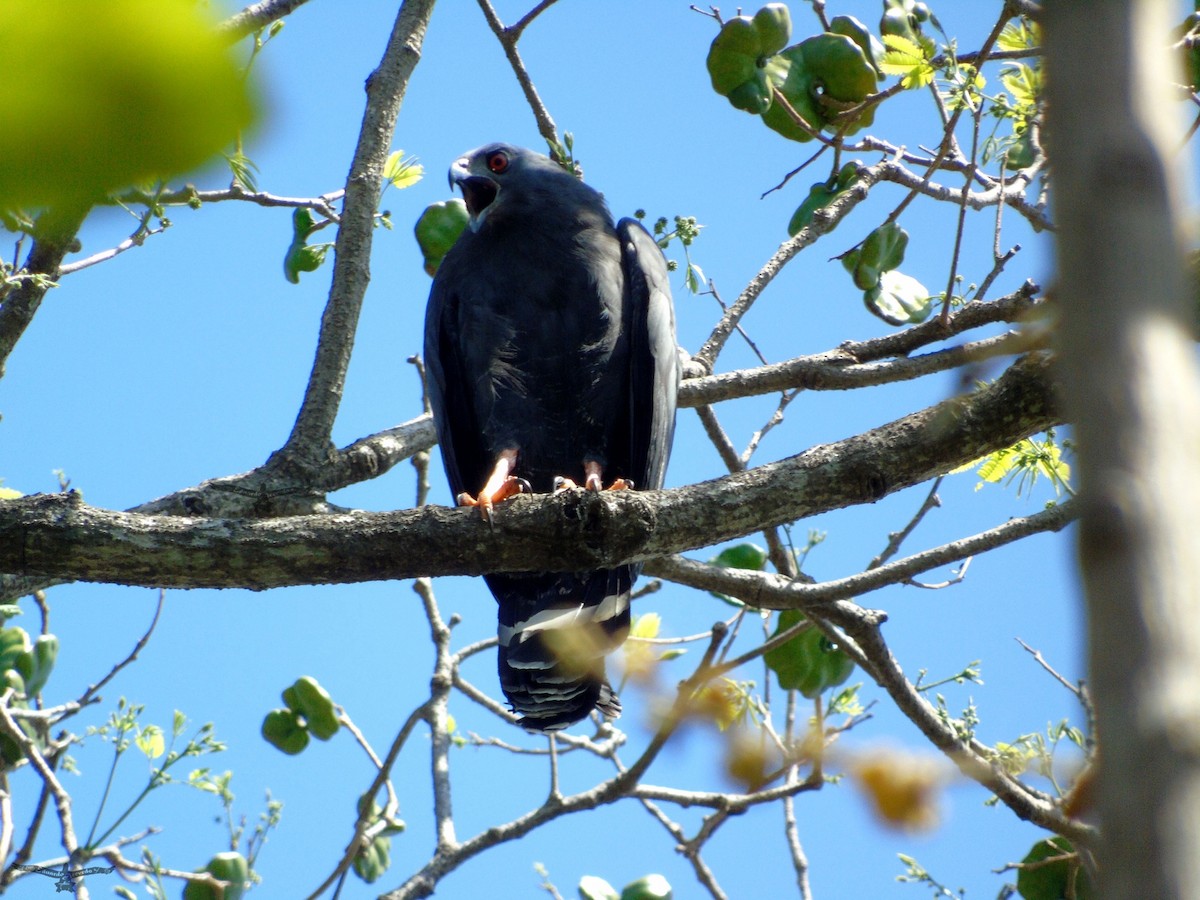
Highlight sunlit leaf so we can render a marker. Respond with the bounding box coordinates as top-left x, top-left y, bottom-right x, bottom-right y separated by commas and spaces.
0, 0, 258, 209
879, 34, 934, 89
384, 150, 424, 190
579, 875, 620, 900
864, 270, 932, 325
620, 873, 673, 900
630, 613, 662, 640
136, 725, 165, 759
